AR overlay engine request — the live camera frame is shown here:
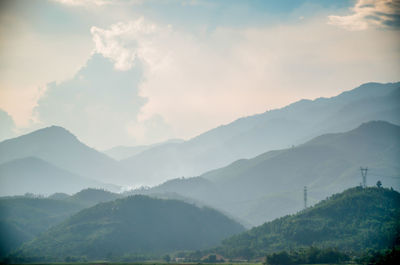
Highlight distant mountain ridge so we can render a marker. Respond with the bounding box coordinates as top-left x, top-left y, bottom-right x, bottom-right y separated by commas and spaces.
0, 82, 398, 190
120, 82, 400, 185
0, 157, 116, 196
104, 139, 184, 160
0, 126, 128, 185
135, 121, 400, 226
